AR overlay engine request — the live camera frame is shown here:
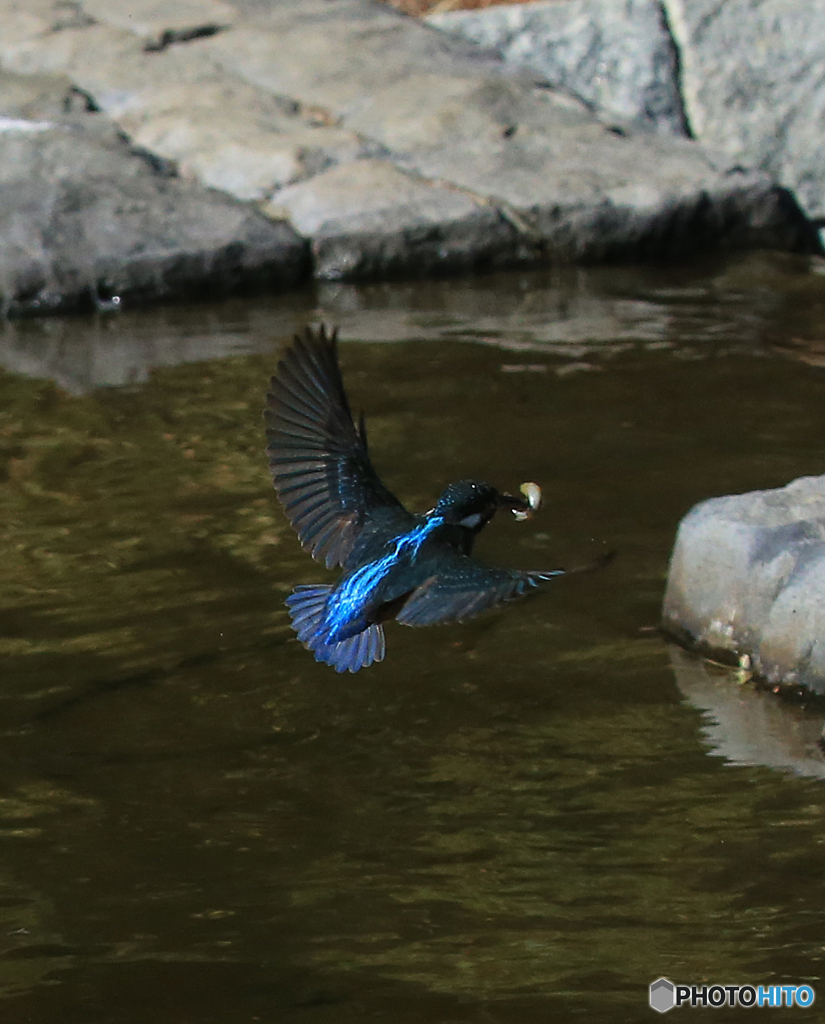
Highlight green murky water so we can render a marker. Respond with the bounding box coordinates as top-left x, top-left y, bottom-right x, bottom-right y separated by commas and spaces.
2, 252, 825, 1022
